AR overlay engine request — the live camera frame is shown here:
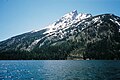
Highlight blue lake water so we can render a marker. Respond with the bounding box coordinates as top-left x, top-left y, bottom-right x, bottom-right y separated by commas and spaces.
0, 60, 120, 80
